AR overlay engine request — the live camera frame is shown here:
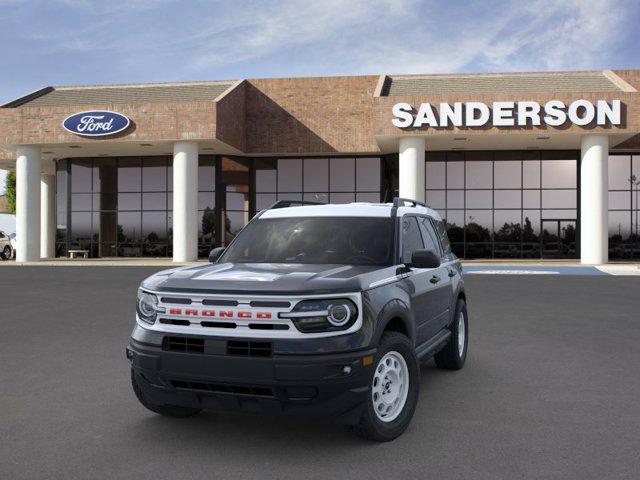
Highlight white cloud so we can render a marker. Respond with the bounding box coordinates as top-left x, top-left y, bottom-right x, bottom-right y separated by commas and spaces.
2, 0, 635, 83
